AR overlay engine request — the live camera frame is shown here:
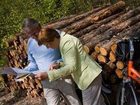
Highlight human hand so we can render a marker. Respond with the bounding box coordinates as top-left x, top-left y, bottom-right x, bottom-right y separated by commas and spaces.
49, 63, 60, 70
35, 72, 48, 80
